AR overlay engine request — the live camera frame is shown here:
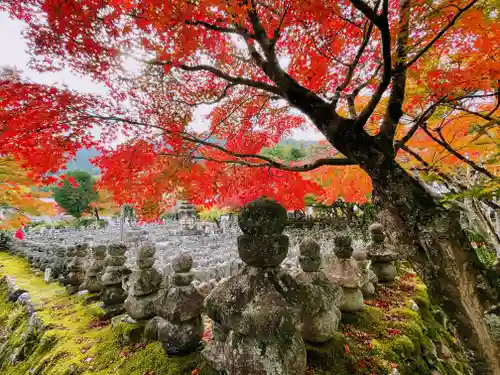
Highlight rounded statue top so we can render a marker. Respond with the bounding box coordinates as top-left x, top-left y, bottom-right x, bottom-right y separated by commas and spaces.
352, 248, 367, 261
299, 237, 320, 259
107, 241, 128, 256
369, 223, 385, 242
333, 234, 353, 259
172, 252, 193, 273
137, 242, 156, 259
238, 197, 287, 235
92, 245, 107, 258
